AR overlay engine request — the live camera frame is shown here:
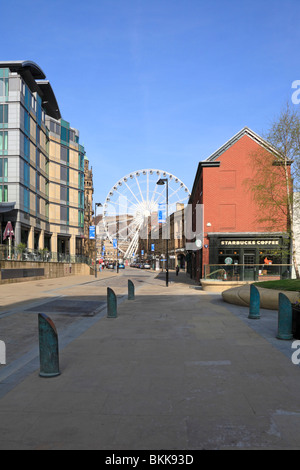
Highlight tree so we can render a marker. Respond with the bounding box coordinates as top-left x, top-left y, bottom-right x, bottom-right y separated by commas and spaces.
245, 102, 300, 278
